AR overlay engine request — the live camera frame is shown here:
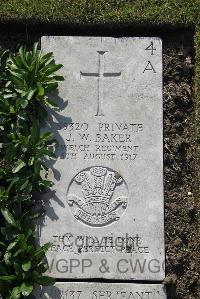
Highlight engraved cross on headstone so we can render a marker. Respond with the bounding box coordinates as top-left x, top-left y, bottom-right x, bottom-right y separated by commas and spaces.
80, 51, 121, 116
